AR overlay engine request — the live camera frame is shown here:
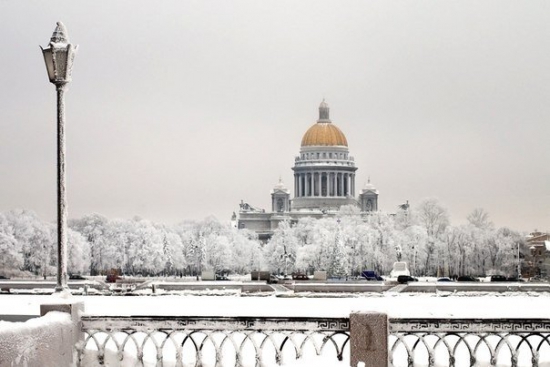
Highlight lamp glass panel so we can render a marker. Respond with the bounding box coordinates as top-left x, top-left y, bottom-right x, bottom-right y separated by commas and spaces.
53, 49, 68, 82
42, 48, 55, 82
